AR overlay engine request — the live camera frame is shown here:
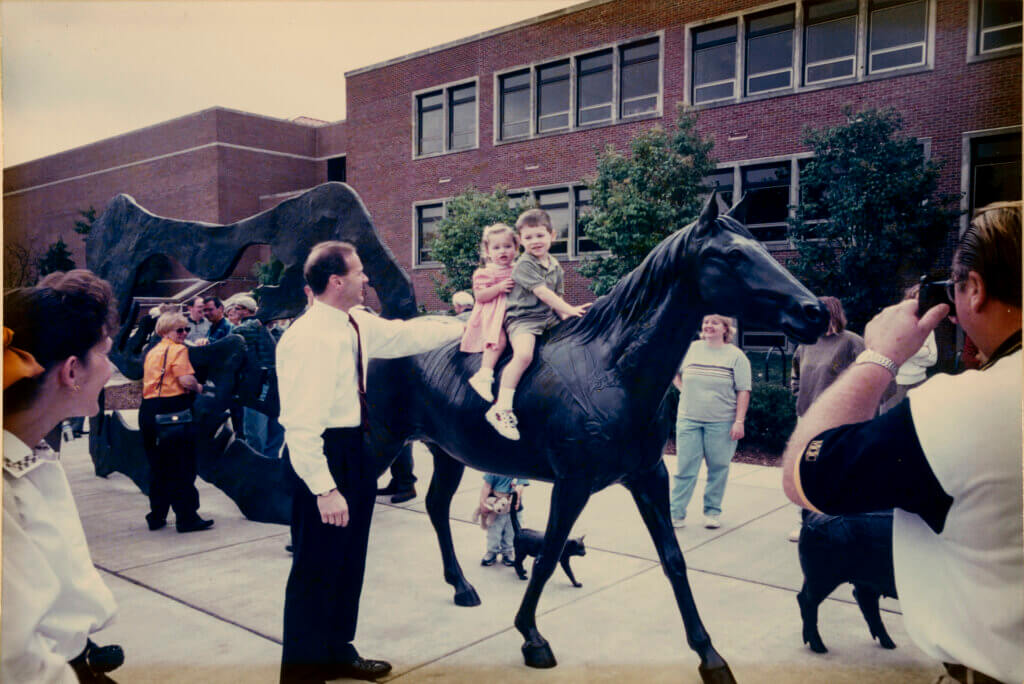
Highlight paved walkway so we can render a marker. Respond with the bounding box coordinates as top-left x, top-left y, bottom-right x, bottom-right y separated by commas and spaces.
64, 438, 938, 683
